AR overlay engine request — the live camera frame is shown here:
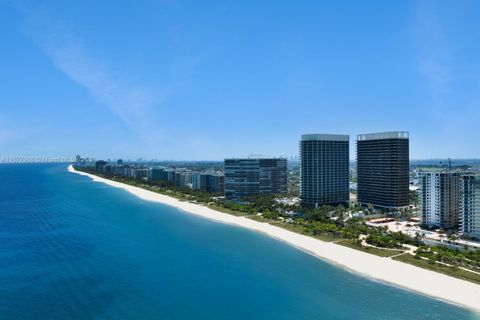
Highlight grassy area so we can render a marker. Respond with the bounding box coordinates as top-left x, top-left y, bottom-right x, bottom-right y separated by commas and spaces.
392, 253, 480, 285
247, 215, 268, 222
206, 203, 247, 217
311, 233, 341, 242
336, 240, 404, 257
270, 221, 340, 242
